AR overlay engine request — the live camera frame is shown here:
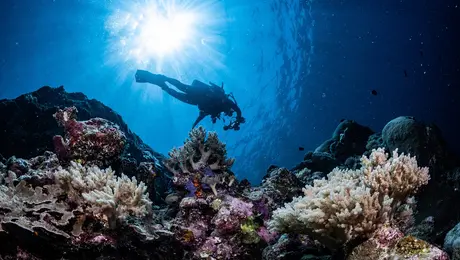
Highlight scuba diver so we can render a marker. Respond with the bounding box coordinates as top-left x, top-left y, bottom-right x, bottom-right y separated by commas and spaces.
135, 70, 246, 130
